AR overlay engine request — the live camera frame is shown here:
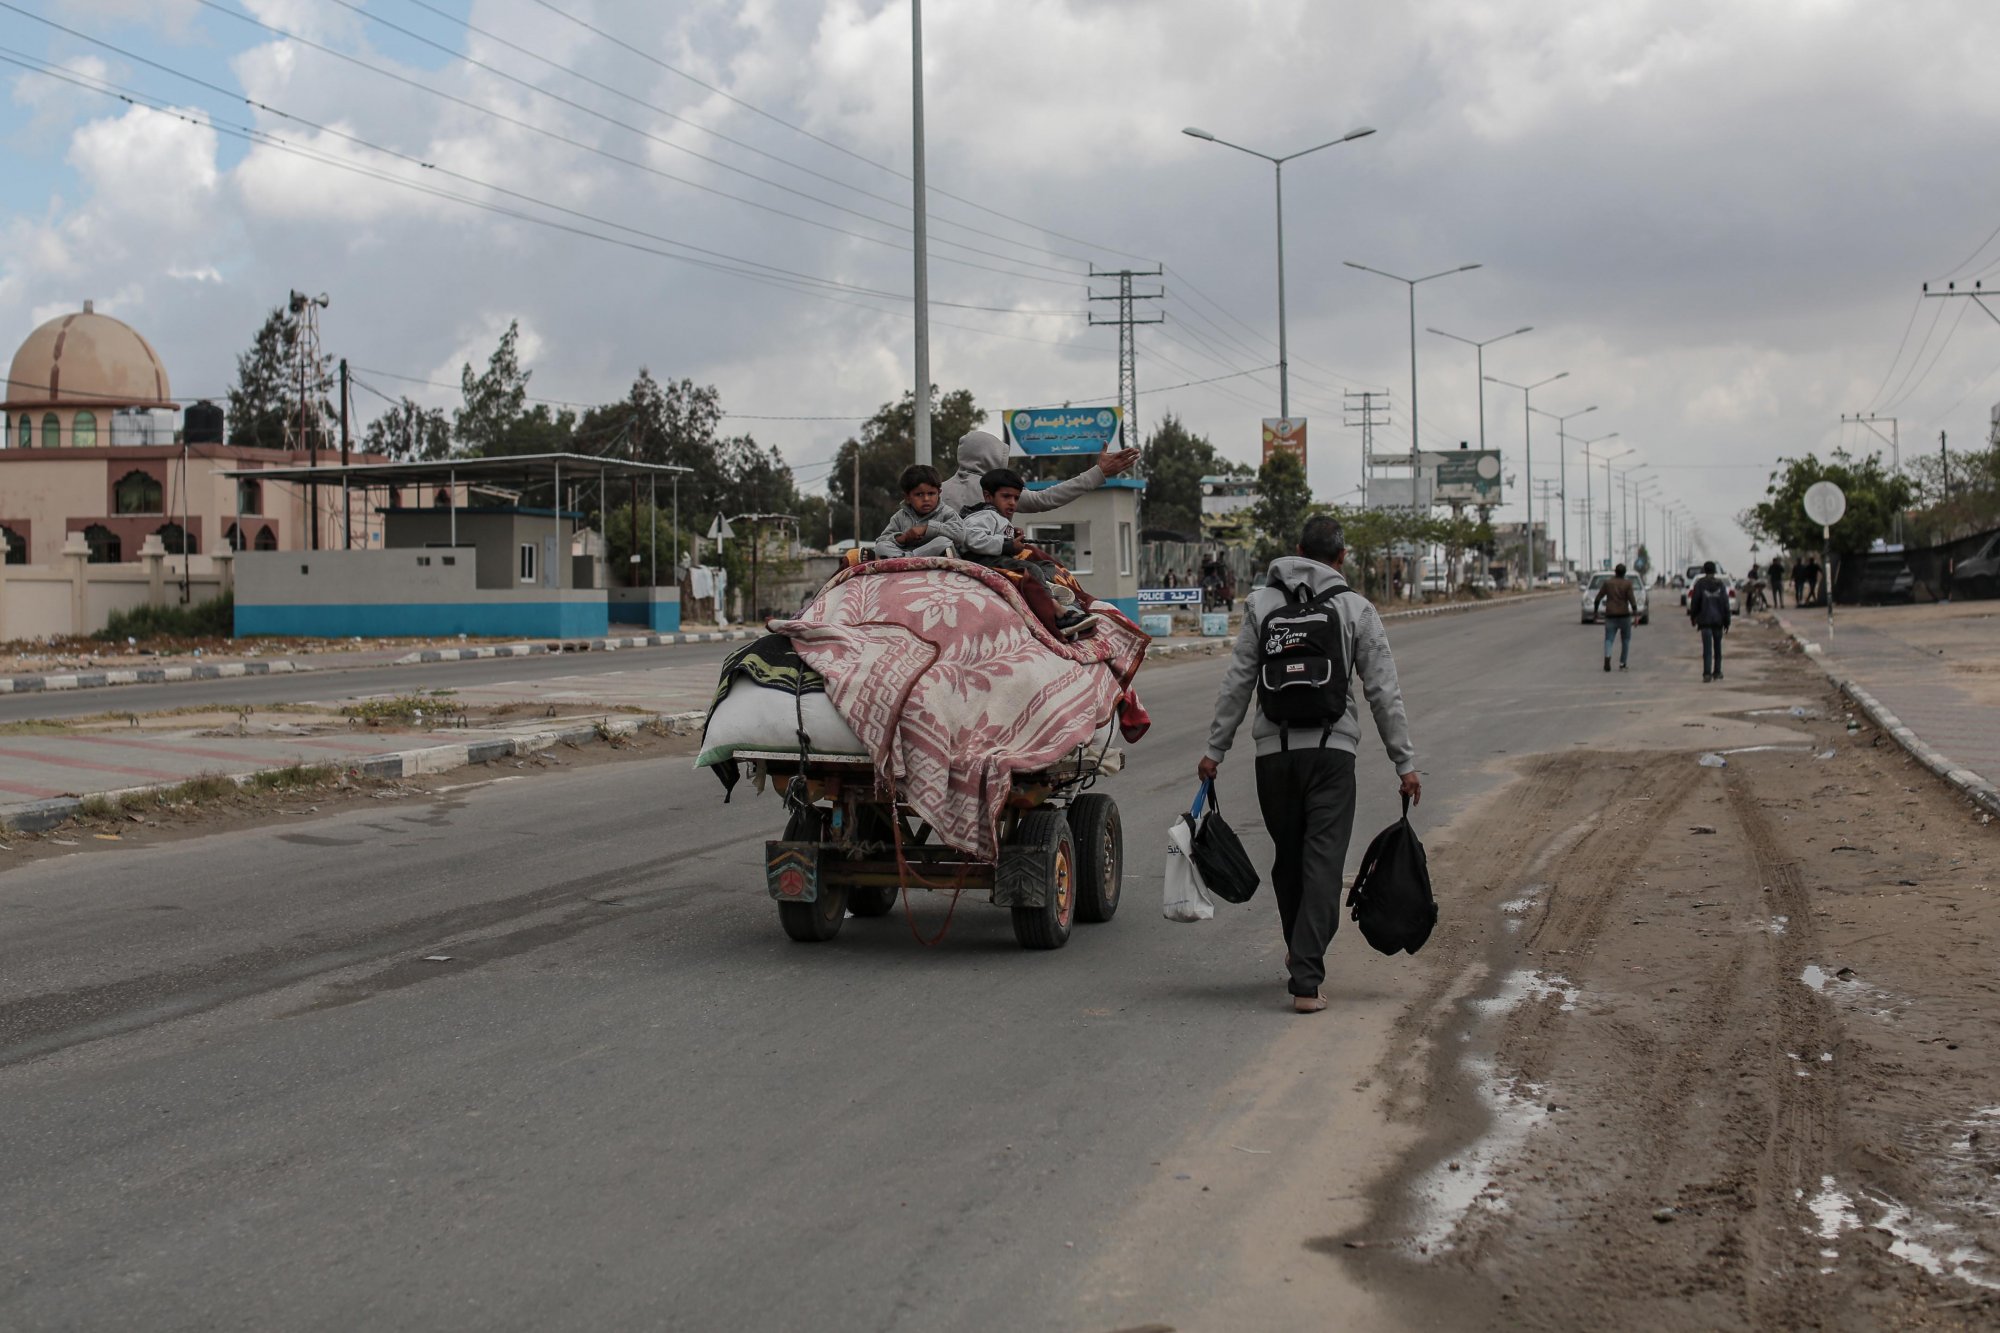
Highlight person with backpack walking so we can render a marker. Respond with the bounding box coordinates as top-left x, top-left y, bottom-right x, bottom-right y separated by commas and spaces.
1198, 515, 1420, 1014
1688, 559, 1733, 681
